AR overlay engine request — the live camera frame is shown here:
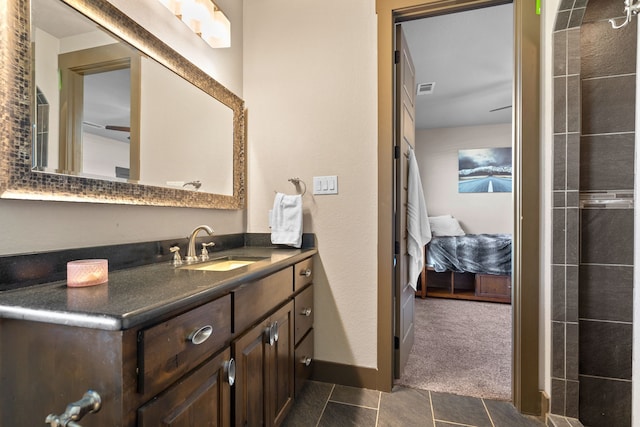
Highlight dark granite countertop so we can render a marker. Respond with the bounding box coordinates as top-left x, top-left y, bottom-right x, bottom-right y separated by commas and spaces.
0, 246, 317, 331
